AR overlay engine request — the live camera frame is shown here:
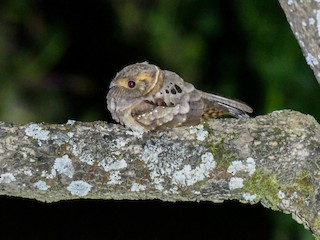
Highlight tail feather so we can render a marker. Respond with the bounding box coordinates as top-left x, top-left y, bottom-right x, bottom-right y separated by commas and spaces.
201, 91, 252, 119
